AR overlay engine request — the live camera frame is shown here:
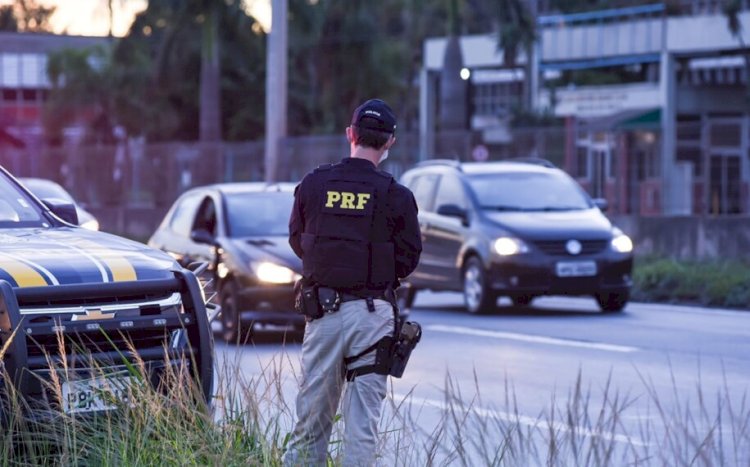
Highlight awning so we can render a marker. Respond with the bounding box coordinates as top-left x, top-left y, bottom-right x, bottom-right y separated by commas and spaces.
578, 108, 661, 132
